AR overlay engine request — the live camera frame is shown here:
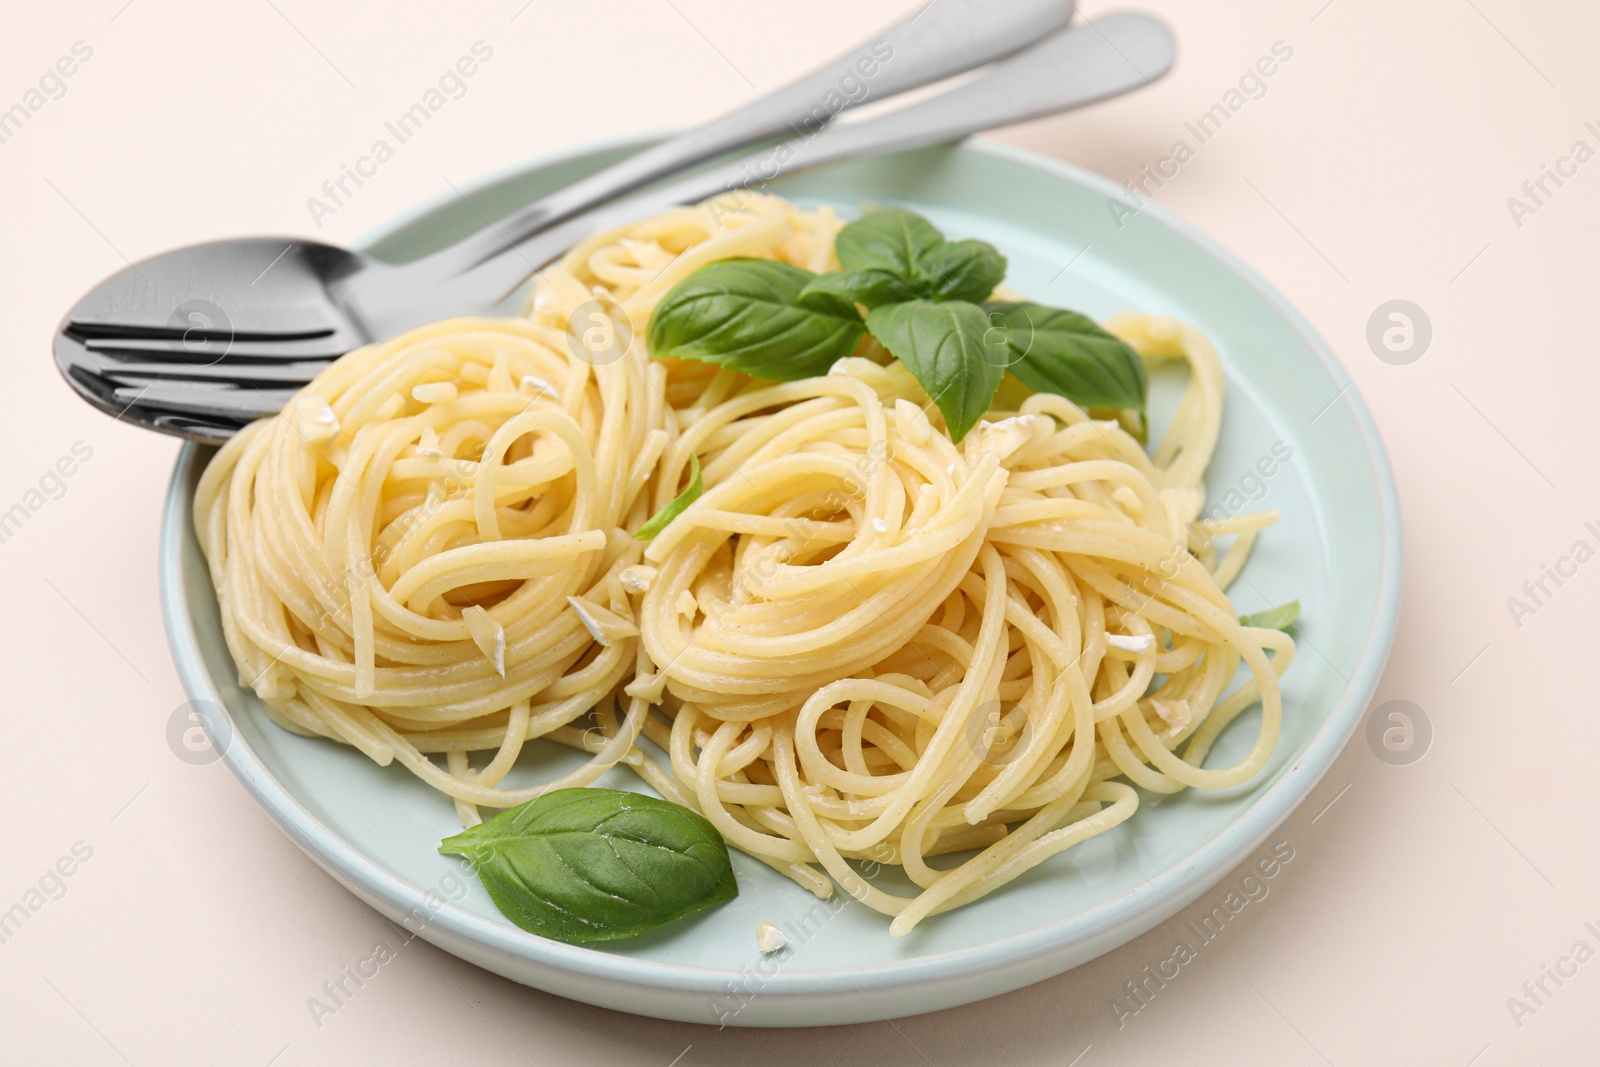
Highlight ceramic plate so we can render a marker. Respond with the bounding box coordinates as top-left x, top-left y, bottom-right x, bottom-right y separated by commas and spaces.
160, 135, 1401, 1027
